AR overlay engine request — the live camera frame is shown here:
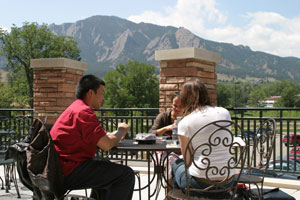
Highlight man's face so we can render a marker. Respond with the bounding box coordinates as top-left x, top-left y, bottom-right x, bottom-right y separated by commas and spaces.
91, 85, 105, 109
